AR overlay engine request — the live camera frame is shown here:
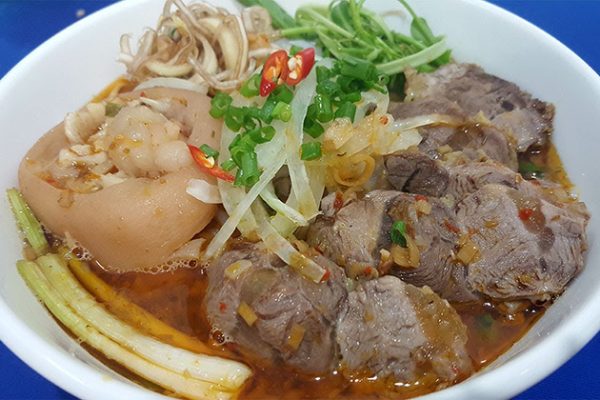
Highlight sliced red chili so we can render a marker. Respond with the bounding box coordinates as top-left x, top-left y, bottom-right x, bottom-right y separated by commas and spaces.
219, 302, 227, 313
188, 144, 235, 183
320, 268, 331, 282
444, 220, 461, 234
285, 48, 316, 86
260, 50, 289, 97
519, 207, 535, 221
333, 191, 344, 212
415, 194, 428, 202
